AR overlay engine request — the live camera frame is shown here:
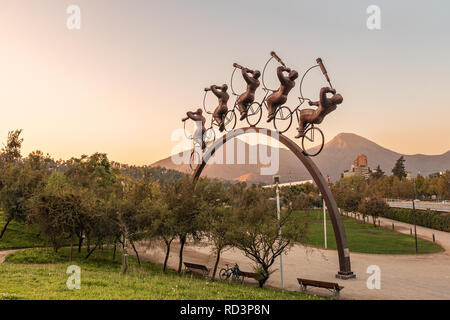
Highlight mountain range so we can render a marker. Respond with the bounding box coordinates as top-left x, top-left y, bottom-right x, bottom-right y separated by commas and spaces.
151, 133, 450, 184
